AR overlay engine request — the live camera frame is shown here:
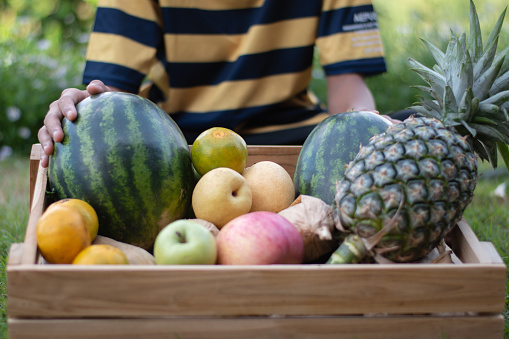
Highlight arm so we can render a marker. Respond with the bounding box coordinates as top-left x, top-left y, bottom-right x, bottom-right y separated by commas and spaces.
38, 80, 122, 168
326, 73, 376, 115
